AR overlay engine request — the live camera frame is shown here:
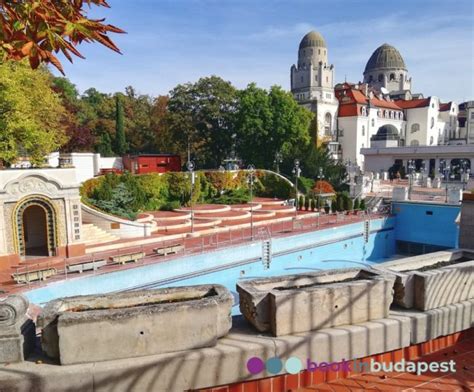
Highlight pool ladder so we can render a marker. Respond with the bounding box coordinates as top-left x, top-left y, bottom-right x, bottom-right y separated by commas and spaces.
262, 239, 272, 269
363, 219, 370, 243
